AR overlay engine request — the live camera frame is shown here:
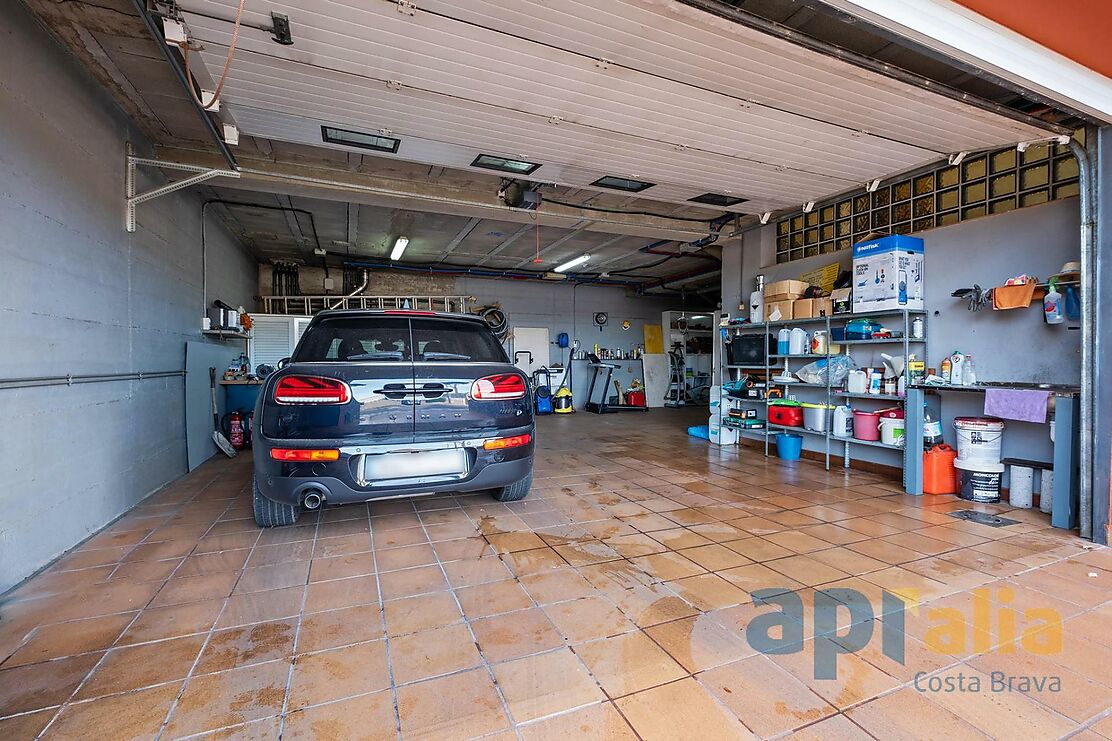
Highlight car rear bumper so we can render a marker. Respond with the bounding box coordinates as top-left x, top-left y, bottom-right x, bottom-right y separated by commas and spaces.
253, 426, 534, 506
